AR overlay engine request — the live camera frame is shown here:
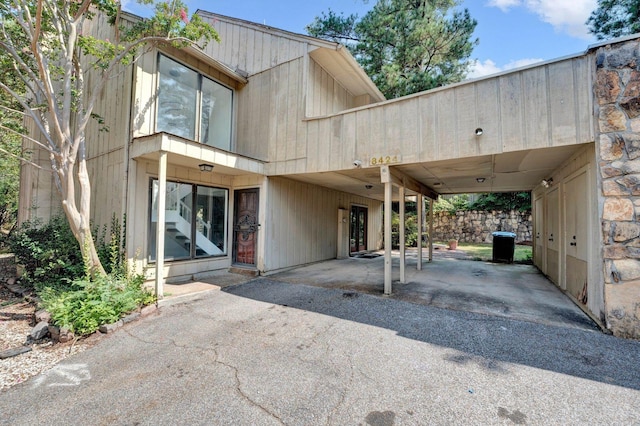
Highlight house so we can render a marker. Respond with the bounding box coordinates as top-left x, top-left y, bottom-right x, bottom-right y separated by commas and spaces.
18, 9, 640, 339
